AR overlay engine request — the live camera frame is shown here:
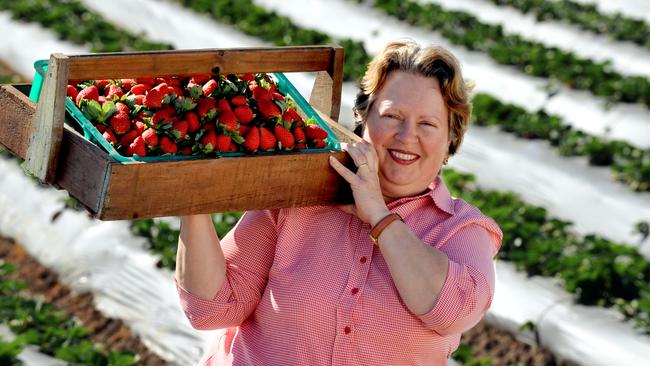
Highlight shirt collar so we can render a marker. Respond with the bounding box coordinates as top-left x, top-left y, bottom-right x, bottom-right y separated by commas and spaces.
386, 176, 455, 215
